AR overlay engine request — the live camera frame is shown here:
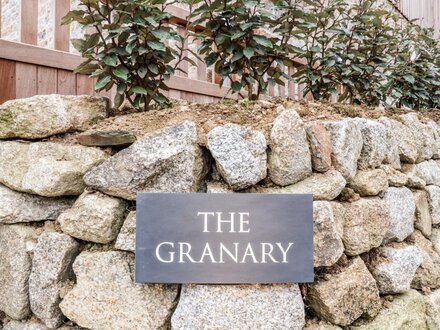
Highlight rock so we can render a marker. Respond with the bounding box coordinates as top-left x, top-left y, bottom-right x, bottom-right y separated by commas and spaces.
115, 211, 136, 252
259, 169, 346, 201
59, 251, 178, 330
29, 233, 79, 329
367, 243, 422, 294
350, 290, 426, 330
76, 130, 136, 147
0, 141, 108, 197
268, 109, 312, 186
0, 224, 35, 320
350, 118, 387, 169
430, 228, 440, 254
348, 169, 388, 196
425, 185, 440, 225
411, 230, 440, 289
58, 191, 127, 244
328, 202, 345, 238
379, 165, 407, 187
323, 119, 363, 180
0, 185, 74, 224
342, 198, 389, 256
304, 323, 342, 330
379, 117, 418, 163
207, 123, 267, 190
400, 113, 437, 162
84, 121, 210, 200
206, 181, 234, 193
415, 160, 440, 186
427, 120, 440, 159
307, 257, 380, 326
413, 190, 432, 237
425, 289, 440, 330
338, 187, 361, 202
377, 117, 401, 169
0, 95, 108, 139
313, 202, 344, 267
382, 187, 415, 243
171, 284, 305, 330
306, 121, 332, 172
3, 320, 49, 330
